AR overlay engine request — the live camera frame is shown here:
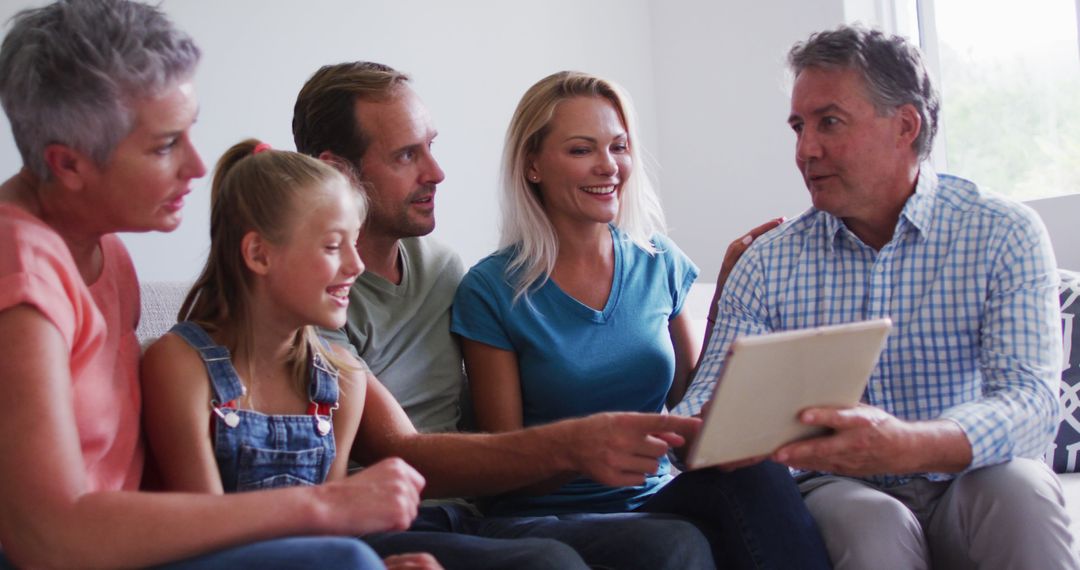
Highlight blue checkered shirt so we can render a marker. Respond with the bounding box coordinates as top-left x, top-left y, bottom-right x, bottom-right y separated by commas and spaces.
672, 169, 1062, 486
